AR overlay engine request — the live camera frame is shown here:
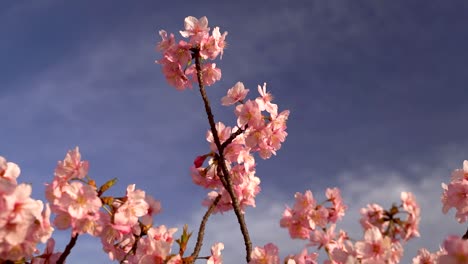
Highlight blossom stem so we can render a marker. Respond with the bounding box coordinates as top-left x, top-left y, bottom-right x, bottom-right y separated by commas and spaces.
57, 233, 79, 264
191, 194, 222, 260
193, 48, 252, 262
